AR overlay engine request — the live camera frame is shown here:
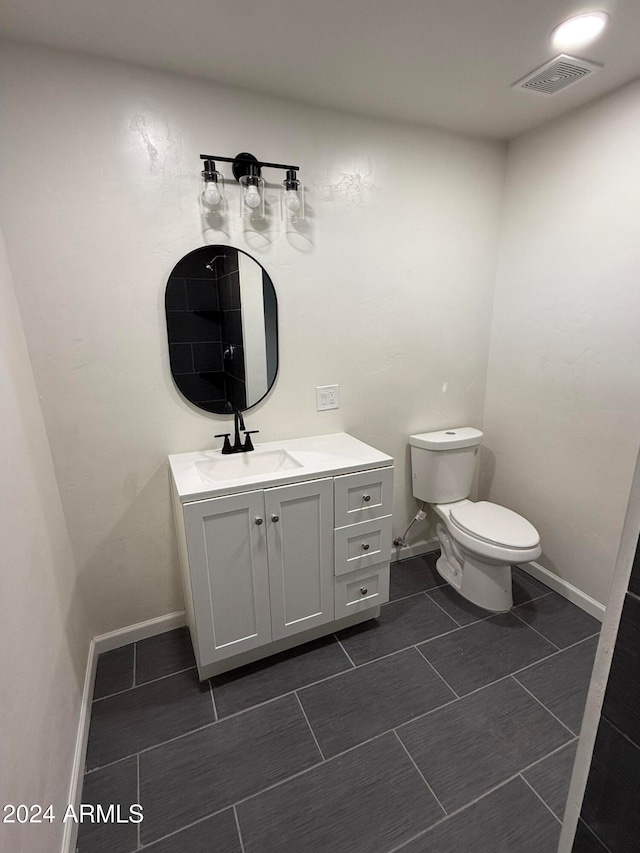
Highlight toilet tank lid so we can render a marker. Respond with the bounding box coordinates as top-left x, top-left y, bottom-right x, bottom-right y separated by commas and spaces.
410, 427, 483, 450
